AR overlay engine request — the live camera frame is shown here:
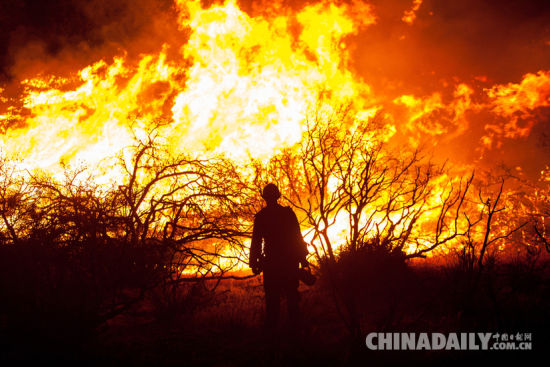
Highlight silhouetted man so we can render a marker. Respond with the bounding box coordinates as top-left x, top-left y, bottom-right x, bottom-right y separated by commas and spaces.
250, 183, 308, 332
